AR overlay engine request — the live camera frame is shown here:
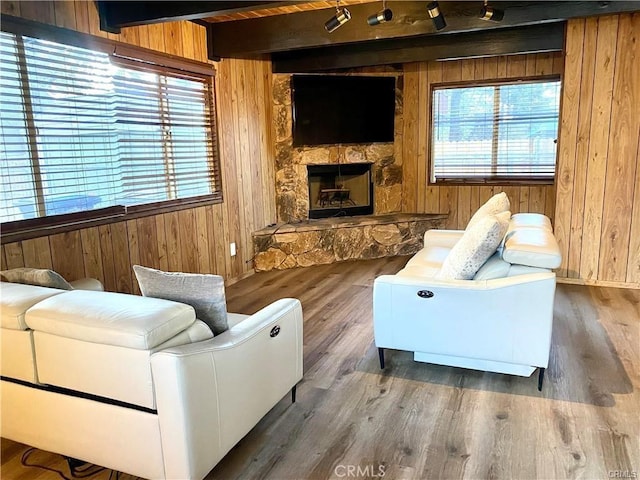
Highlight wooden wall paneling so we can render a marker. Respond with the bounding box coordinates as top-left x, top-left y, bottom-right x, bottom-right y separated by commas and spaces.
401, 62, 419, 212
53, 0, 77, 29
146, 23, 166, 52
180, 21, 196, 60
502, 187, 520, 215
154, 214, 170, 272
506, 54, 527, 77
0, 1, 20, 16
3, 243, 24, 269
193, 22, 208, 63
136, 216, 160, 270
483, 56, 498, 79
496, 56, 507, 78
194, 206, 213, 273
425, 61, 443, 213
247, 60, 266, 232
525, 54, 537, 76
579, 15, 619, 281
162, 22, 183, 56
627, 133, 640, 284
519, 186, 530, 213
473, 58, 484, 79
79, 227, 104, 281
457, 188, 472, 227
49, 231, 84, 282
1, 245, 8, 271
535, 53, 554, 75
416, 62, 429, 213
125, 220, 140, 295
529, 186, 546, 215
73, 0, 90, 33
98, 225, 116, 292
598, 14, 640, 282
164, 211, 183, 272
110, 222, 133, 293
215, 59, 240, 279
120, 25, 140, 47
177, 208, 199, 273
135, 24, 151, 49
567, 18, 598, 278
18, 1, 54, 24
20, 237, 53, 270
231, 60, 254, 275
260, 58, 277, 224
554, 19, 585, 276
211, 203, 228, 278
